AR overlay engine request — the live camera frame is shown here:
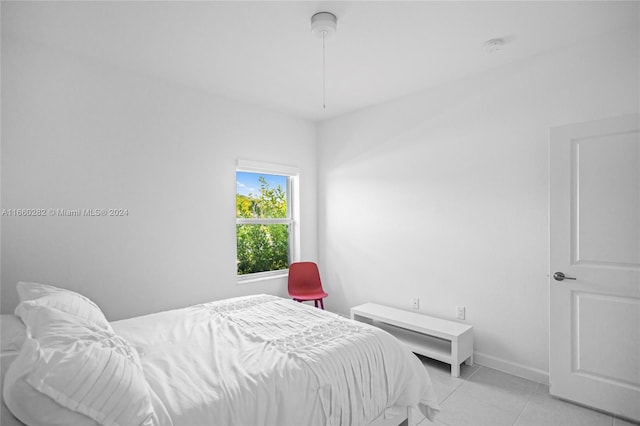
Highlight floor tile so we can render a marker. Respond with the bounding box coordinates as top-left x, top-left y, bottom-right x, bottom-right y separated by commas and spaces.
428, 375, 463, 405
419, 362, 638, 426
514, 385, 613, 426
419, 356, 480, 404
435, 389, 524, 426
464, 367, 538, 397
434, 367, 537, 426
